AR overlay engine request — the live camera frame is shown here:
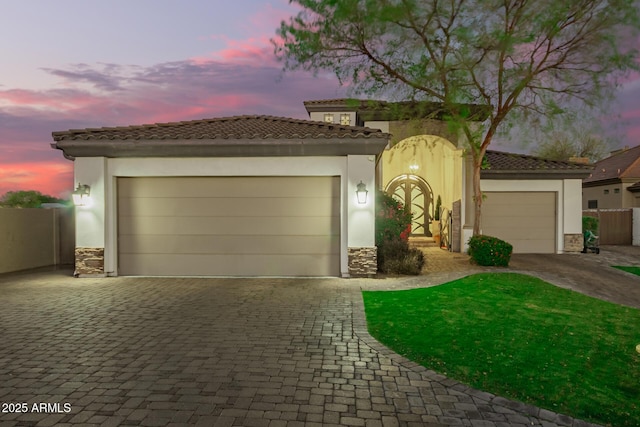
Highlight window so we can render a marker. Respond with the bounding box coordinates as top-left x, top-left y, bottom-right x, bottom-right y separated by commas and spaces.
604, 189, 609, 195
323, 113, 334, 123
614, 188, 620, 194
340, 114, 351, 125
588, 200, 598, 209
